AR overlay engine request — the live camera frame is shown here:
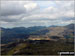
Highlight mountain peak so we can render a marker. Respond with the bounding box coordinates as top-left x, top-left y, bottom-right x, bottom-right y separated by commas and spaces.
65, 23, 74, 29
